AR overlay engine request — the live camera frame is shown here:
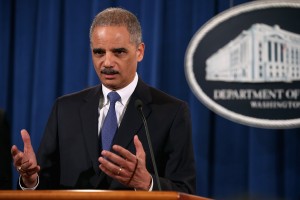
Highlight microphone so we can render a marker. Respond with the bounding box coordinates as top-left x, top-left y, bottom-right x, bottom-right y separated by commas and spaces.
135, 99, 162, 191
